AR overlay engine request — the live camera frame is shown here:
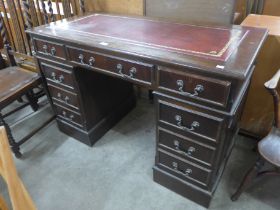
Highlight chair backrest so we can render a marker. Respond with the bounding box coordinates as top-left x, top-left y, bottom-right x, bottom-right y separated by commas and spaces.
0, 12, 17, 66
0, 126, 36, 210
144, 0, 237, 26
